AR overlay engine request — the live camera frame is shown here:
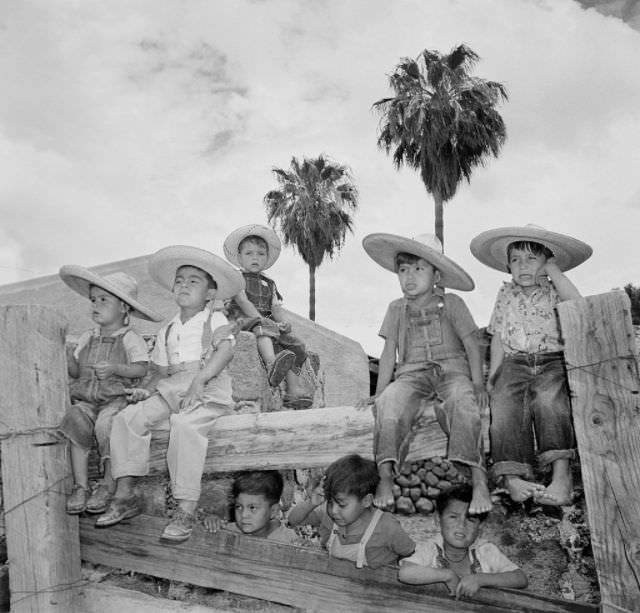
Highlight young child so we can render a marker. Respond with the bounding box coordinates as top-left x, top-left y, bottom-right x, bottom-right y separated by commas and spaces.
360, 233, 491, 514
223, 224, 312, 409
94, 245, 243, 543
398, 484, 527, 598
288, 454, 415, 569
58, 266, 161, 515
204, 470, 297, 543
470, 225, 592, 506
